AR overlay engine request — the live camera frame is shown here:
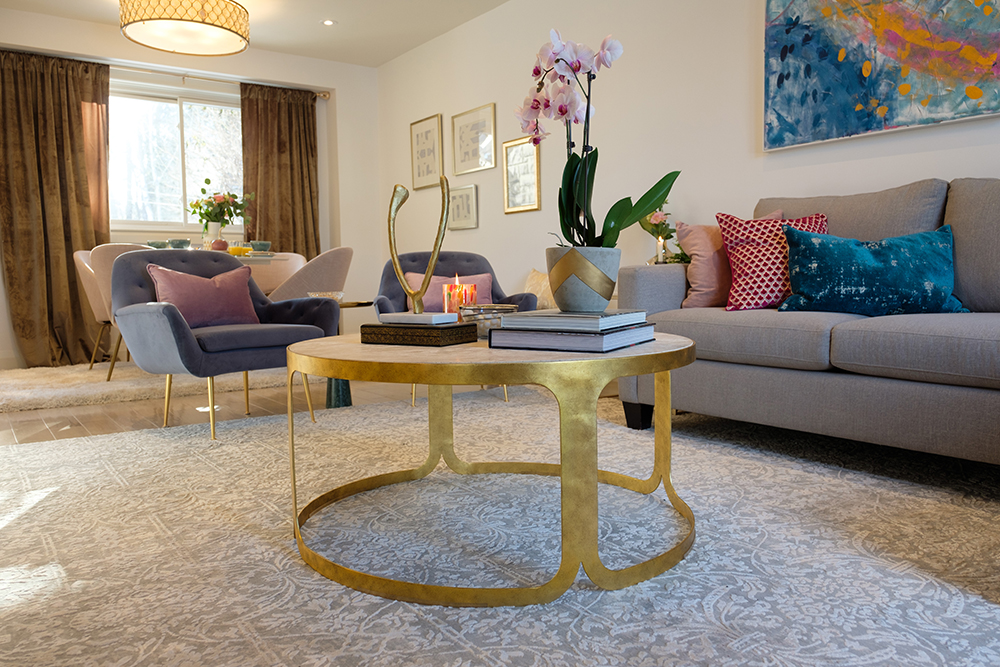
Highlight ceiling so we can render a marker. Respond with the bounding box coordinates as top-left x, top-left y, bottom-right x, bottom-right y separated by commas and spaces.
0, 0, 511, 67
